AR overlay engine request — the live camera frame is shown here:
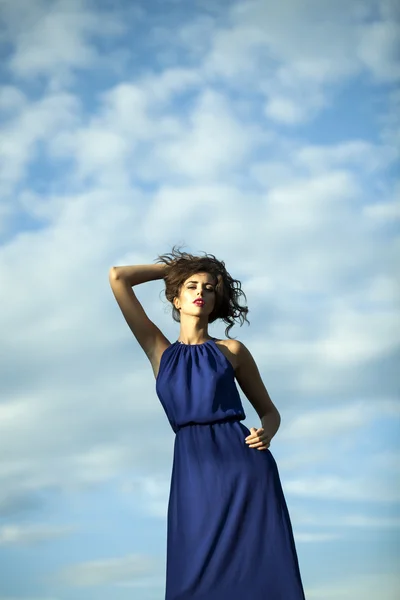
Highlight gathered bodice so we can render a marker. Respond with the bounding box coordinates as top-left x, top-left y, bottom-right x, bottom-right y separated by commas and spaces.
155, 340, 246, 433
